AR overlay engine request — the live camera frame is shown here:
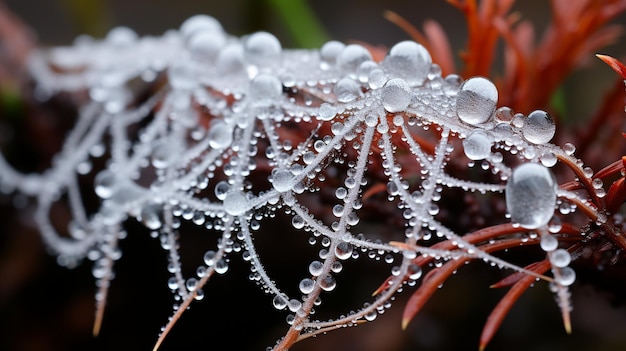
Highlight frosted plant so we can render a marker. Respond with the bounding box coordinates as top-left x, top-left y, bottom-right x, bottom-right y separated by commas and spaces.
0, 12, 622, 351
